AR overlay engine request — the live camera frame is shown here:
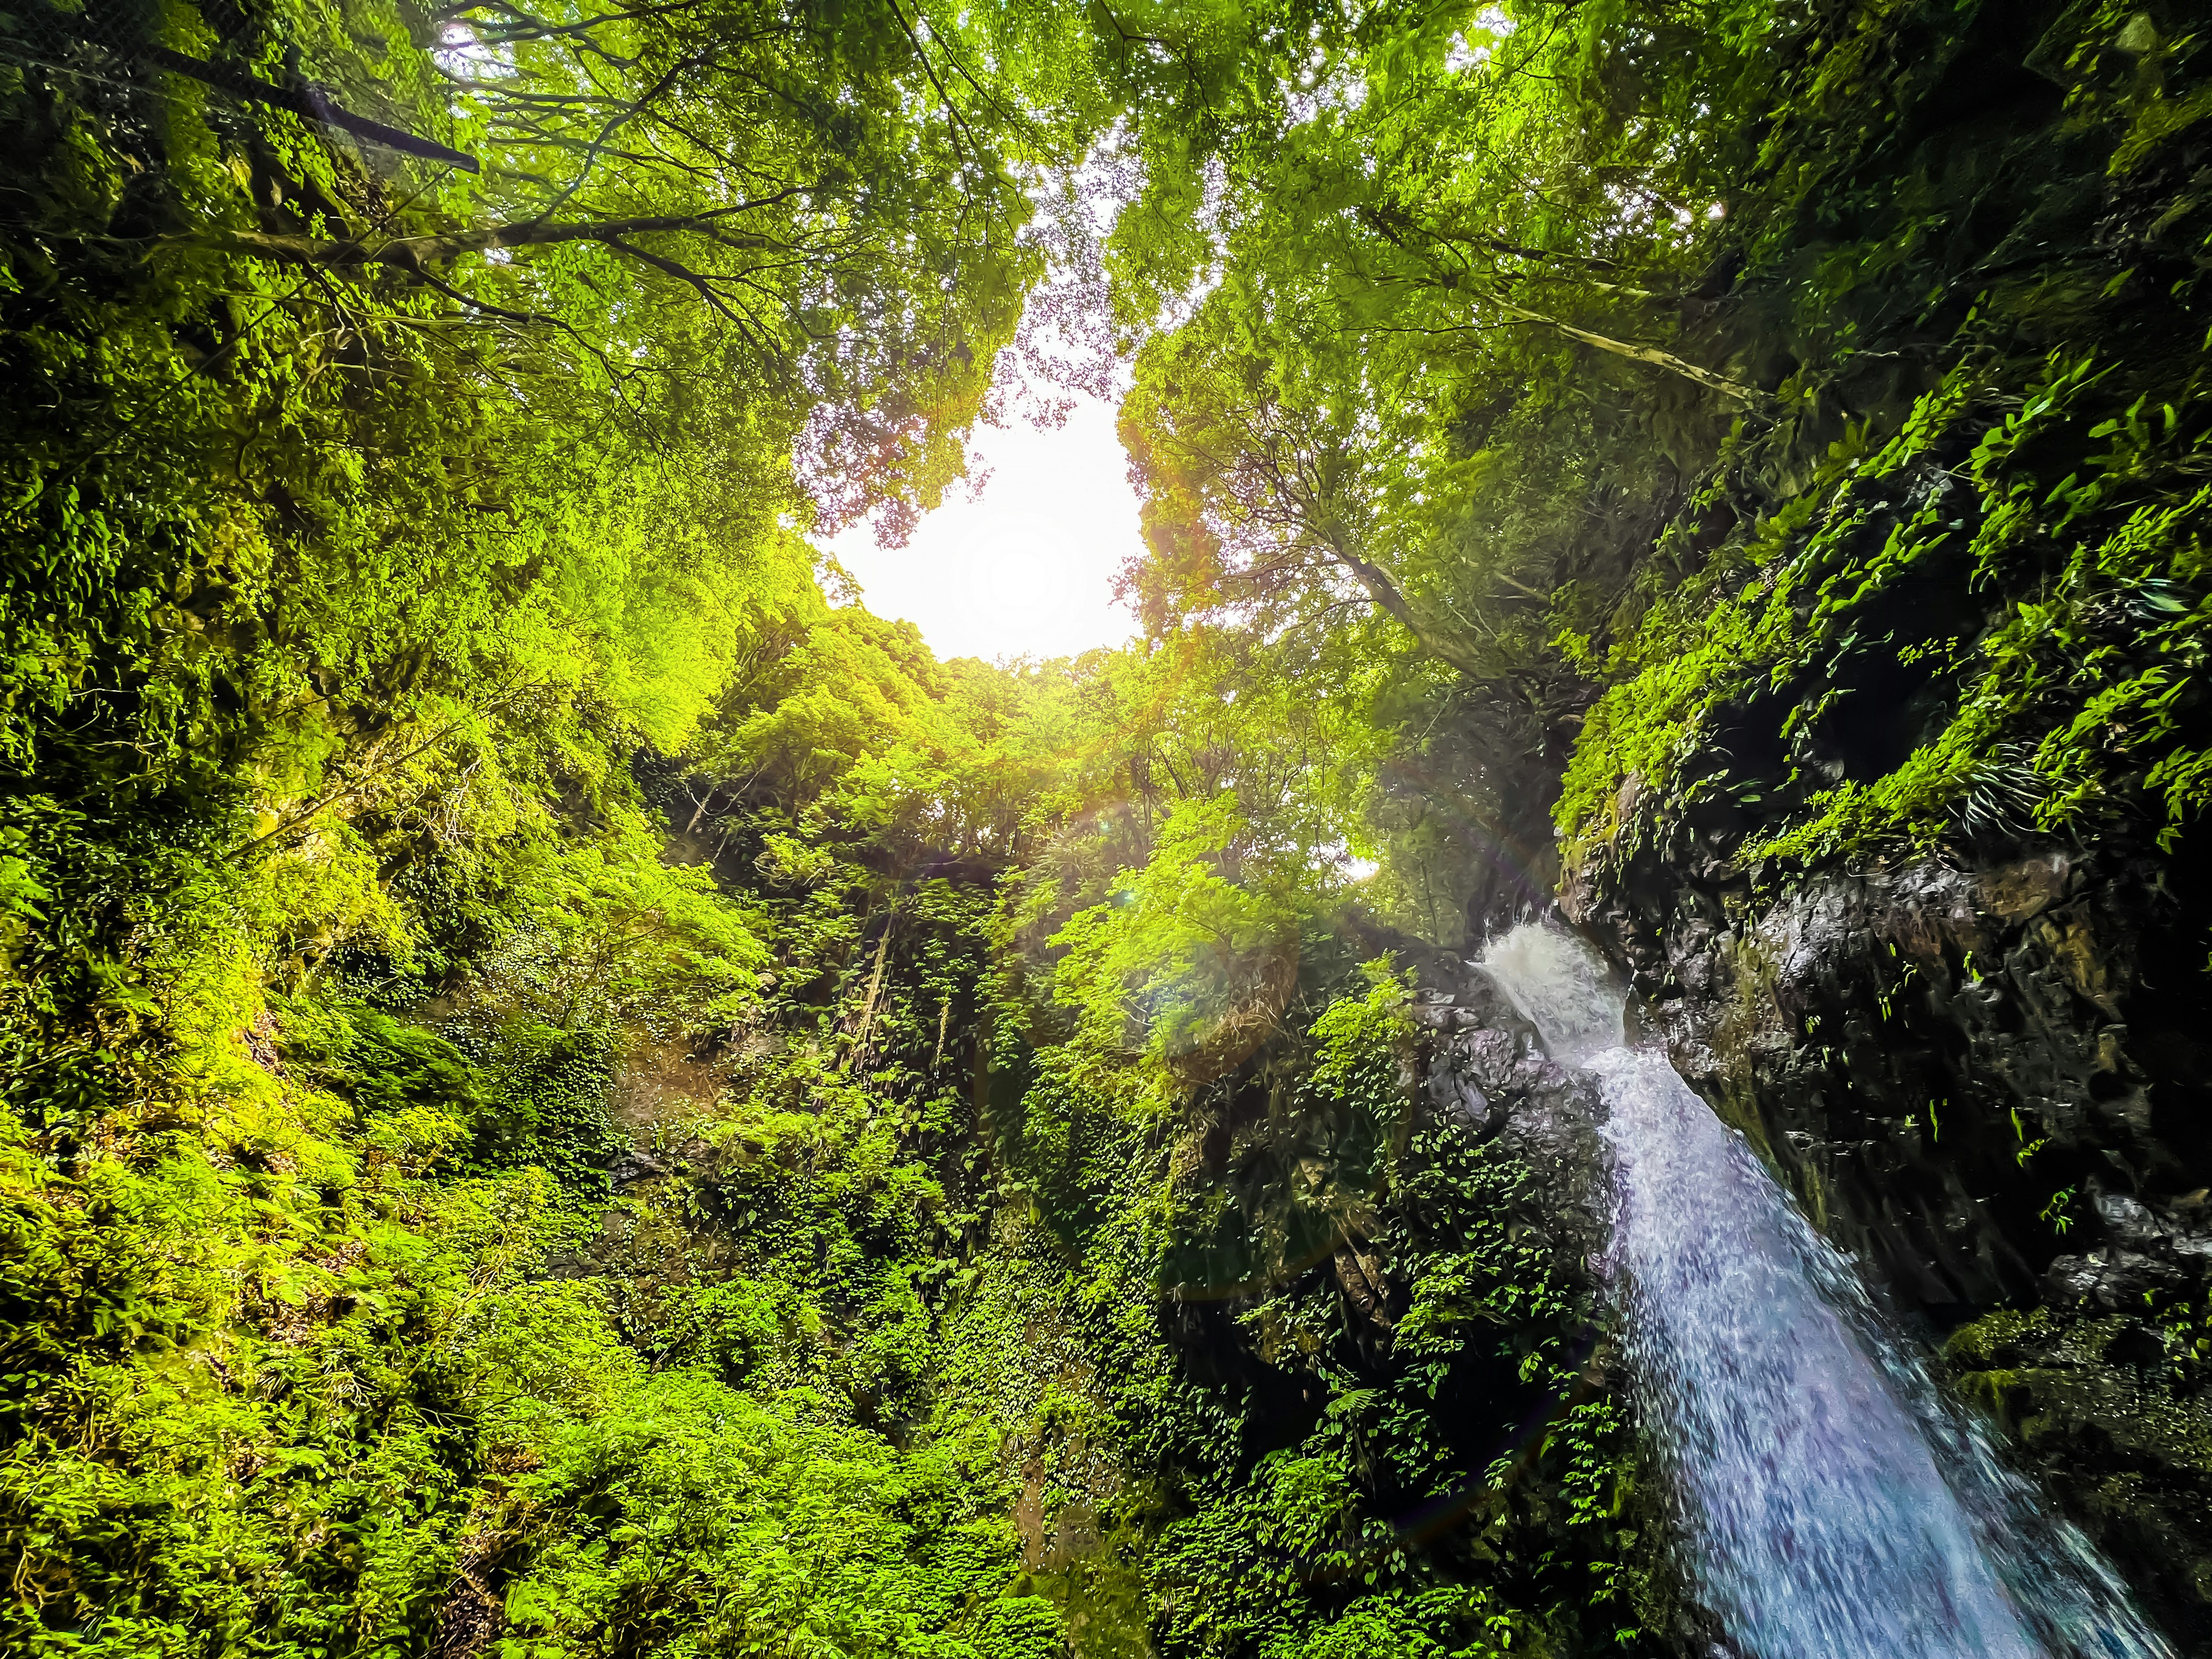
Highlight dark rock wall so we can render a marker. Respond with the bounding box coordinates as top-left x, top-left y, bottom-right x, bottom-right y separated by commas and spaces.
1577, 847, 2212, 1647
1398, 945, 1718, 1652
1405, 947, 1613, 1277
